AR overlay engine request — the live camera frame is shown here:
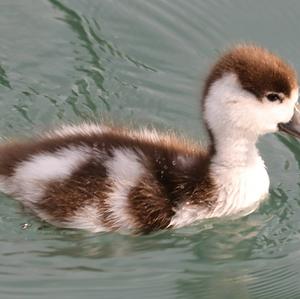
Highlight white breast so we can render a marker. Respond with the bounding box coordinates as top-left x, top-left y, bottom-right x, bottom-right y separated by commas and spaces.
210, 155, 270, 217
169, 154, 269, 228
